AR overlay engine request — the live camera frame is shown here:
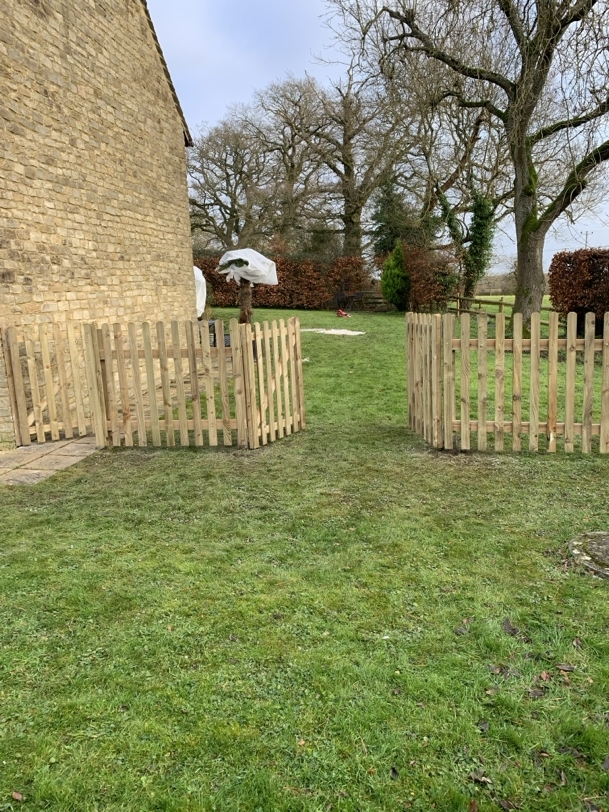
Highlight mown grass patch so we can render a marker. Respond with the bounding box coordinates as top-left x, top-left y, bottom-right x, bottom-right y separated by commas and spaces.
0, 308, 608, 812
